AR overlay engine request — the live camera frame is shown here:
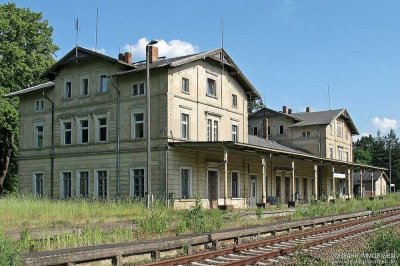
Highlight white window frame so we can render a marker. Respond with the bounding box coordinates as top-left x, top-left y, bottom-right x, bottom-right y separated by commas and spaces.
130, 167, 147, 197
181, 112, 190, 140
80, 73, 90, 96
338, 146, 343, 161
232, 124, 238, 142
32, 172, 44, 197
131, 109, 146, 140
232, 94, 238, 108
63, 77, 72, 99
95, 115, 108, 142
329, 146, 334, 159
131, 81, 146, 97
279, 125, 284, 135
206, 78, 216, 97
60, 171, 73, 199
207, 119, 212, 141
213, 120, 219, 141
181, 78, 189, 93
61, 120, 72, 145
180, 167, 192, 199
77, 117, 89, 144
231, 170, 240, 198
34, 99, 44, 112
337, 122, 342, 138
98, 71, 108, 93
94, 169, 108, 199
76, 170, 90, 198
34, 121, 44, 148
